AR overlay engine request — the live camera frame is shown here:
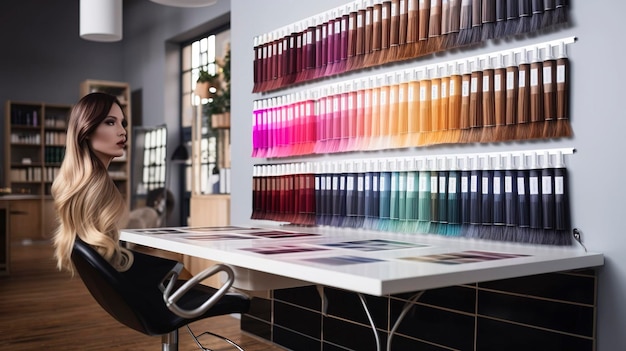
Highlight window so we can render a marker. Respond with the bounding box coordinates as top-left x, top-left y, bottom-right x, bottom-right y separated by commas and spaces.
180, 28, 231, 196
141, 126, 167, 191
